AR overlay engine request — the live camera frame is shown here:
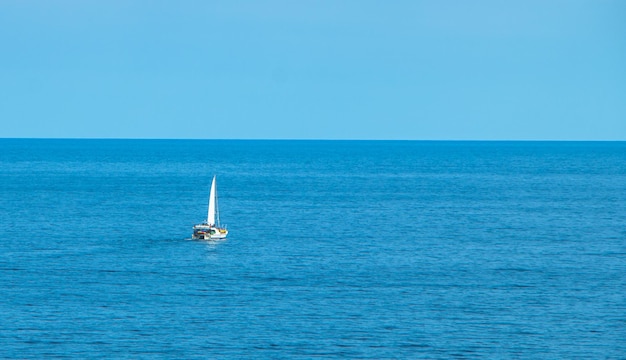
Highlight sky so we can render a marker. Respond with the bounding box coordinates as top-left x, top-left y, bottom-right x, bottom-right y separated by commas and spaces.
1, 0, 625, 140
